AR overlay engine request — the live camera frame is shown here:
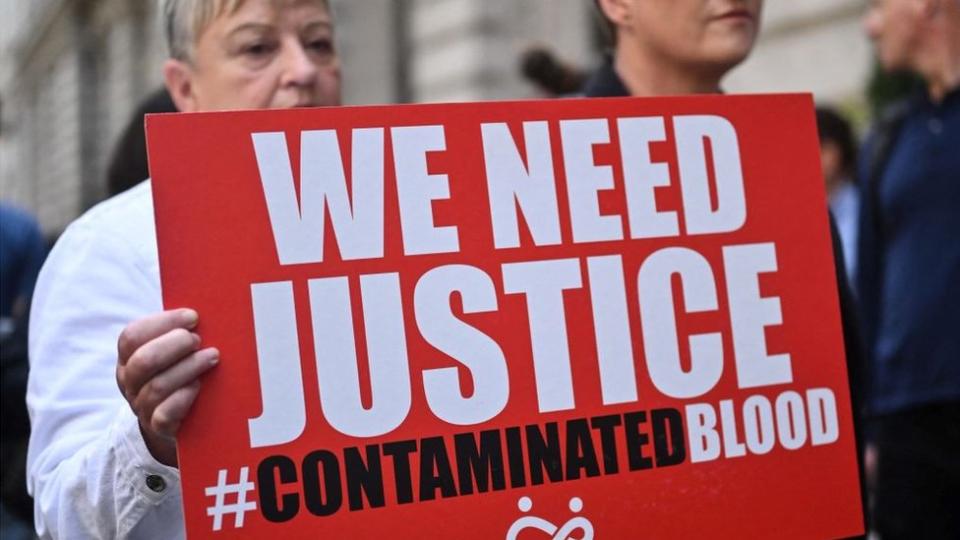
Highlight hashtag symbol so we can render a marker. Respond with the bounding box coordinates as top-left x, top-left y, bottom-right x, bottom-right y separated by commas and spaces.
204, 467, 257, 531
